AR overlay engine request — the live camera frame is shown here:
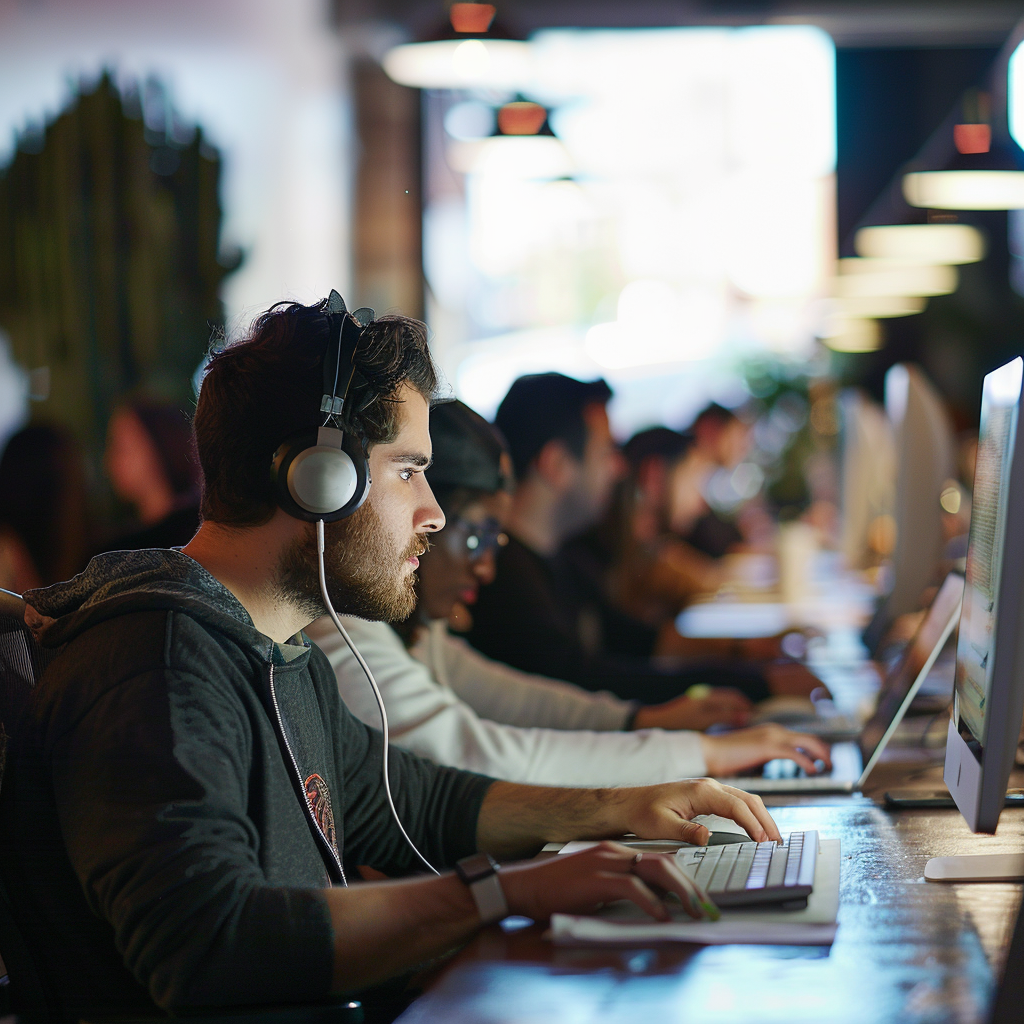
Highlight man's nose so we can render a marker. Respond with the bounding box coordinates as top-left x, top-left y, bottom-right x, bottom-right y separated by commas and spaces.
416, 482, 446, 533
